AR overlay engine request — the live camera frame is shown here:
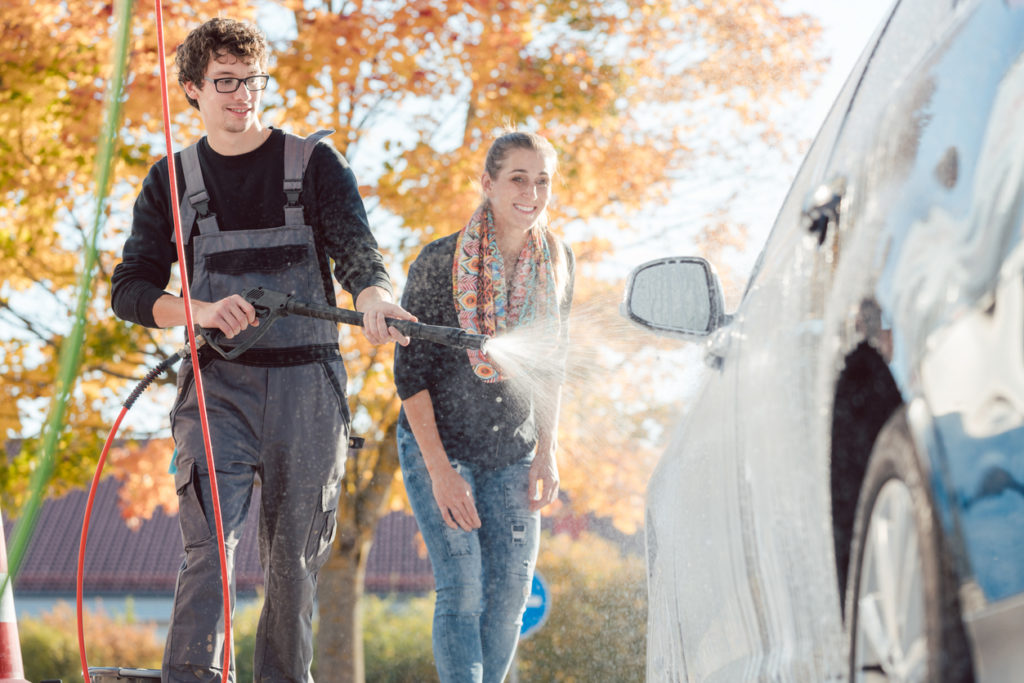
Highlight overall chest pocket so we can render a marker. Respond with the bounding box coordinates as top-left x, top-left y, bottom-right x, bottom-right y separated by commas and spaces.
204, 244, 310, 275
194, 226, 326, 349
194, 225, 320, 302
